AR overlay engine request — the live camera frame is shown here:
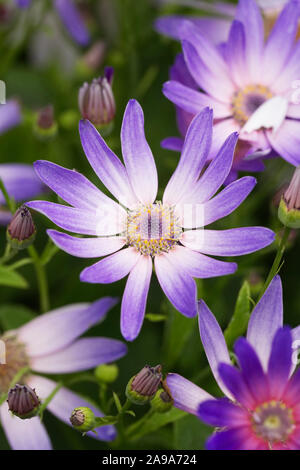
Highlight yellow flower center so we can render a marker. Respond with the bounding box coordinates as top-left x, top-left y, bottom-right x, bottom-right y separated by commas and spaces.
252, 400, 295, 446
232, 85, 273, 126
